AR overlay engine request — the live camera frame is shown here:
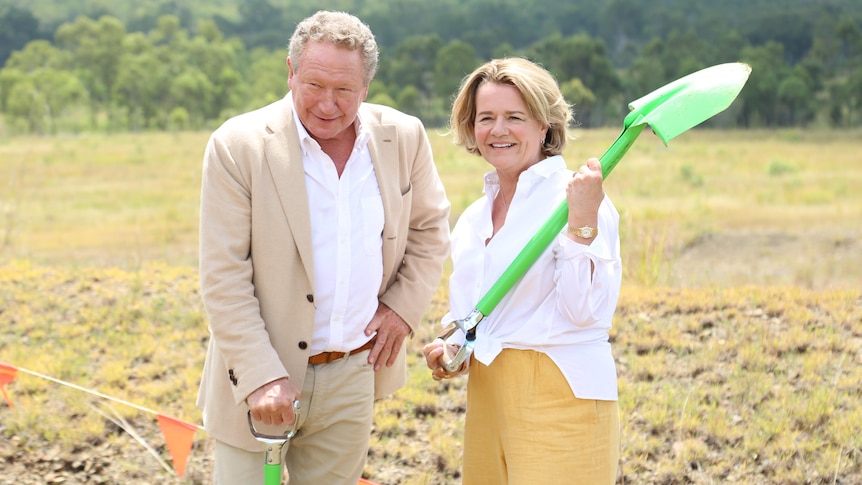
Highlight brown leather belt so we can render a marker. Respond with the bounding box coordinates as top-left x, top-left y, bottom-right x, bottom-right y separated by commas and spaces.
307, 338, 376, 365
